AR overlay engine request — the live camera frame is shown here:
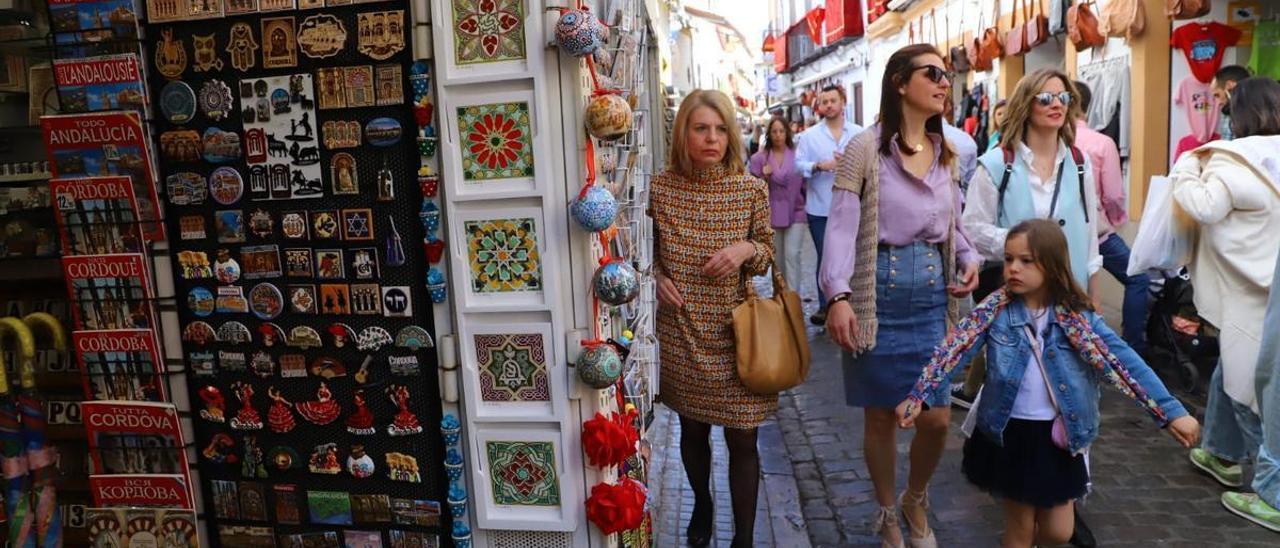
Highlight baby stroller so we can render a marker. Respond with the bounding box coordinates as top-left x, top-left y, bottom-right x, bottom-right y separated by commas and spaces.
1144, 268, 1220, 395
